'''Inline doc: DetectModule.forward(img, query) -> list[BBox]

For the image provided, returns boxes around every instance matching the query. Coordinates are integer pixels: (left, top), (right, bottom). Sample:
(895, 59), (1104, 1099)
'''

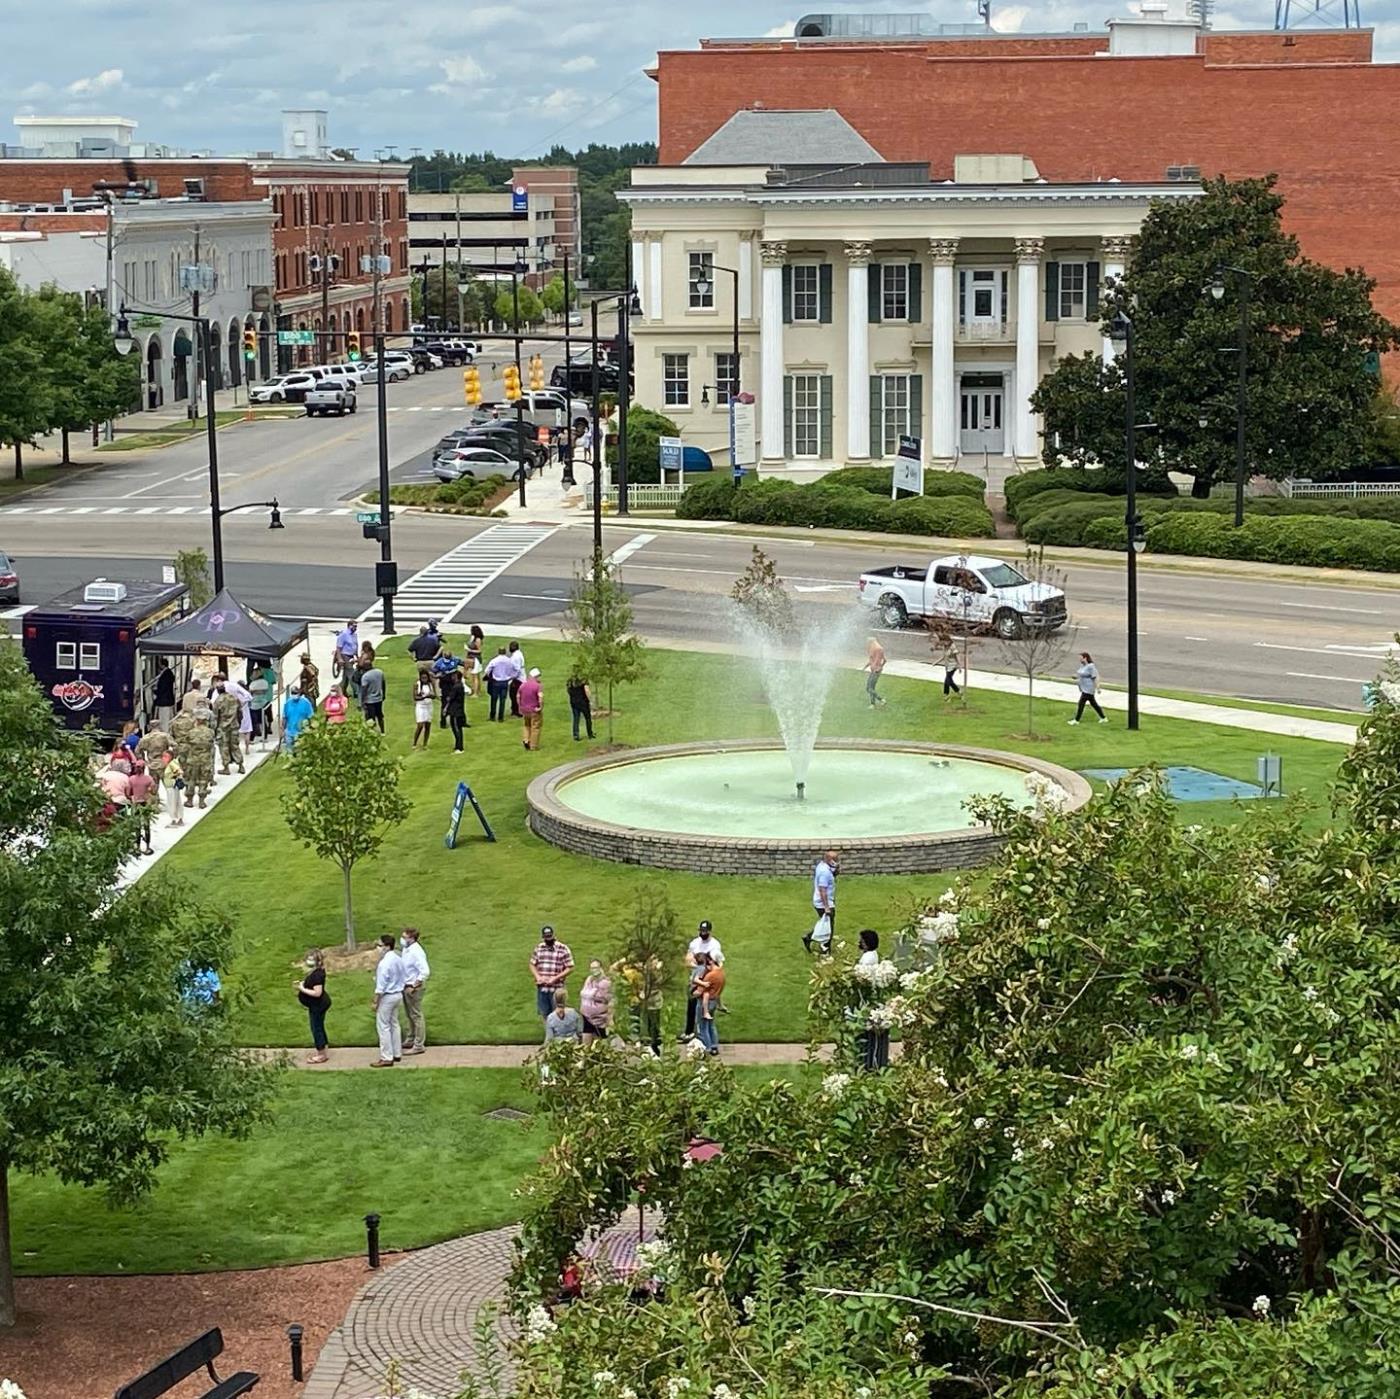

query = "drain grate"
(484, 1106), (530, 1122)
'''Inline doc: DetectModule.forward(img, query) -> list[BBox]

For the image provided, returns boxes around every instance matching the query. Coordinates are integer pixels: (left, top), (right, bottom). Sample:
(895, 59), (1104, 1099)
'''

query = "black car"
(550, 361), (632, 396)
(407, 347), (442, 372)
(419, 340), (474, 366)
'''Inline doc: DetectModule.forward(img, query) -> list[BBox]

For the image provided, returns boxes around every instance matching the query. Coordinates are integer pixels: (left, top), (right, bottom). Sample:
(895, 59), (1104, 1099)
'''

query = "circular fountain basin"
(526, 740), (1092, 877)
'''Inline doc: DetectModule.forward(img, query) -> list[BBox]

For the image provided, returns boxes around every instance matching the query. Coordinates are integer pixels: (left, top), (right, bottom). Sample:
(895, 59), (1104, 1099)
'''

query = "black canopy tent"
(136, 589), (307, 661)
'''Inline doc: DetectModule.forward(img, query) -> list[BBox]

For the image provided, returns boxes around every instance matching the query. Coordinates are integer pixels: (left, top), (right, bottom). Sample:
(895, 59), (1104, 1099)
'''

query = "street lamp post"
(1110, 311), (1142, 731)
(1208, 266), (1253, 528)
(692, 264), (741, 397)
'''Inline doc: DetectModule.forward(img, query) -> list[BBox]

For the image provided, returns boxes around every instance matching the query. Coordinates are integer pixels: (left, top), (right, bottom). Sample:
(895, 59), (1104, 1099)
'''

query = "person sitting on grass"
(543, 988), (584, 1043)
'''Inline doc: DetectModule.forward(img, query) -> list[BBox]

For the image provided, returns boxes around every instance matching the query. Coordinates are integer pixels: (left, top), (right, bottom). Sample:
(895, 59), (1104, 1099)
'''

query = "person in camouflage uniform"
(168, 705), (198, 759)
(136, 726), (173, 766)
(211, 678), (245, 775)
(182, 708), (216, 808)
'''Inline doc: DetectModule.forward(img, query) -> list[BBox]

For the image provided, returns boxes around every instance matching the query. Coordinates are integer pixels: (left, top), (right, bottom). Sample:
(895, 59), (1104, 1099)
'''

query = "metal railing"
(582, 481), (688, 511)
(954, 320), (1015, 344)
(1281, 478), (1400, 499)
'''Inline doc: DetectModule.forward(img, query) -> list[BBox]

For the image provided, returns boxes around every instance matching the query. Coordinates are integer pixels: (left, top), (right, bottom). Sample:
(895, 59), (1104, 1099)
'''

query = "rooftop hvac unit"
(83, 581), (128, 604)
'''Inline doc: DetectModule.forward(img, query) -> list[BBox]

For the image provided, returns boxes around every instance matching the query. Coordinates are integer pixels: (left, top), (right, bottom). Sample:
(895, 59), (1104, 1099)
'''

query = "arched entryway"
(228, 317), (243, 388)
(209, 322), (223, 391)
(296, 320), (310, 366)
(172, 330), (192, 402)
(145, 336), (164, 410)
(385, 300), (394, 334)
(401, 296), (410, 335)
(260, 314), (273, 378)
(355, 306), (365, 334)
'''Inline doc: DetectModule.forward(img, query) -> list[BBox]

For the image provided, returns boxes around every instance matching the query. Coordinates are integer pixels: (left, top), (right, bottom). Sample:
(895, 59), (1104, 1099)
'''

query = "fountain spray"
(796, 782), (805, 801)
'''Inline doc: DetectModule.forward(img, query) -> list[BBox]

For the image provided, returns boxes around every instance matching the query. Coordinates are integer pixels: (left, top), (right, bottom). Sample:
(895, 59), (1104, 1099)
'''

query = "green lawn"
(161, 639), (1348, 1049)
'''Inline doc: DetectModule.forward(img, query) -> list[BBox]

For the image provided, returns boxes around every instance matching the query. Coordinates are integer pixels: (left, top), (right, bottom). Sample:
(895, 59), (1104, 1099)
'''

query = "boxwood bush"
(816, 466), (986, 499)
(1005, 466), (1177, 522)
(1145, 512), (1400, 571)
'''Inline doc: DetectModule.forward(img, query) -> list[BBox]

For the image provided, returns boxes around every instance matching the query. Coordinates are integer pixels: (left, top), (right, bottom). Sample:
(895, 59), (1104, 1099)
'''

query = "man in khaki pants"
(399, 927), (431, 1055)
(518, 667), (543, 751)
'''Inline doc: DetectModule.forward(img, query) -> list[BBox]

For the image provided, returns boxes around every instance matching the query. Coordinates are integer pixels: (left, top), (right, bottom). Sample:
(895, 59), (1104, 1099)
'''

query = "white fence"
(1280, 478), (1400, 499)
(582, 482), (688, 511)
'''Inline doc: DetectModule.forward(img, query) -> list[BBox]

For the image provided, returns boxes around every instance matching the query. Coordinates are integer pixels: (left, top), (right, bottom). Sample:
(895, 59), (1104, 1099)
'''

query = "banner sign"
(892, 434), (924, 497)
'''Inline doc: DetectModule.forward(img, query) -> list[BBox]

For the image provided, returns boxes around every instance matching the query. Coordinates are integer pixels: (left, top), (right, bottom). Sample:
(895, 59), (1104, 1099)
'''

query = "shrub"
(816, 466), (986, 499)
(675, 473), (737, 520)
(383, 474), (509, 512)
(881, 494), (997, 536)
(622, 406), (681, 486)
(1005, 466), (1177, 522)
(1014, 488), (1122, 527)
(1021, 497), (1133, 547)
(1145, 512), (1400, 572)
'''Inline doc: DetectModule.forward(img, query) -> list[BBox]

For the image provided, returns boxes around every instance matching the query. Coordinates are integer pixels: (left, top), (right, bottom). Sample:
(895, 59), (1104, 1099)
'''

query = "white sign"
(730, 397), (758, 466)
(892, 434), (923, 496)
(162, 565), (177, 584)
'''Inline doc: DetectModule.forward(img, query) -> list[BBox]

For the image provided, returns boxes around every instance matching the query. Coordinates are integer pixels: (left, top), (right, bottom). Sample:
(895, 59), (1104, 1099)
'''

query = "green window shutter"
(868, 264), (881, 323)
(870, 375), (883, 459)
(907, 262), (922, 323)
(782, 265), (793, 325)
(819, 375), (833, 459)
(1044, 261), (1060, 322)
(958, 271), (966, 325)
(1086, 260), (1101, 318)
(910, 374), (924, 445)
(818, 263), (833, 323)
(783, 375), (794, 457)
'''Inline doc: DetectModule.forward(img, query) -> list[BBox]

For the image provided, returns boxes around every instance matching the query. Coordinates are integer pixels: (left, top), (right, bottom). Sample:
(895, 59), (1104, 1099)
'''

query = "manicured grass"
(9, 1070), (548, 1275)
(160, 639), (1346, 1049)
(1142, 684), (1365, 724)
(0, 465), (63, 498)
(97, 410), (299, 452)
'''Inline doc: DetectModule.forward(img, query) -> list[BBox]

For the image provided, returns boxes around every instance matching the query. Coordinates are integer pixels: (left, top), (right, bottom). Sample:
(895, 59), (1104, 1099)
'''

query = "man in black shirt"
(407, 623), (442, 665)
(152, 660), (177, 730)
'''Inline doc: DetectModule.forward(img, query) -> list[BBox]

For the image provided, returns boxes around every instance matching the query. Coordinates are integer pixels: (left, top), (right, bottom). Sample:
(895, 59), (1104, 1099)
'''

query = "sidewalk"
(261, 1042), (821, 1069)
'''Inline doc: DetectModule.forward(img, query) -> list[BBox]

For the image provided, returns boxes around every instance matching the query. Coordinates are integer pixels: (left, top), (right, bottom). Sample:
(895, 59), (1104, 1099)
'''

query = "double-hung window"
(877, 376), (913, 458)
(791, 264), (820, 321)
(791, 374), (822, 458)
(881, 264), (908, 322)
(663, 353), (690, 408)
(1058, 262), (1087, 320)
(687, 252), (714, 309)
(715, 352), (739, 404)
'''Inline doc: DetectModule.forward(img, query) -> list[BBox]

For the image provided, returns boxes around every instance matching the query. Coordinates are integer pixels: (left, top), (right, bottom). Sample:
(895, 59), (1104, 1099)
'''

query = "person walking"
(579, 959), (613, 1044)
(507, 640), (526, 717)
(160, 751), (185, 828)
(399, 927), (431, 1055)
(126, 757), (157, 856)
(680, 920), (724, 1043)
(323, 683), (349, 724)
(224, 674), (254, 755)
(442, 670), (467, 752)
(939, 641), (962, 699)
(530, 925), (574, 1019)
(371, 933), (406, 1067)
(1069, 651), (1108, 725)
(484, 647), (514, 723)
(333, 619), (359, 681)
(153, 659), (177, 731)
(863, 636), (887, 708)
(543, 989), (584, 1043)
(855, 929), (890, 1071)
(567, 671), (594, 741)
(212, 678), (245, 775)
(298, 652), (321, 706)
(297, 948), (331, 1064)
(248, 659), (276, 739)
(412, 668), (435, 748)
(360, 657), (387, 733)
(693, 953), (726, 1057)
(805, 849), (839, 953)
(282, 686), (314, 752)
(519, 667), (543, 751)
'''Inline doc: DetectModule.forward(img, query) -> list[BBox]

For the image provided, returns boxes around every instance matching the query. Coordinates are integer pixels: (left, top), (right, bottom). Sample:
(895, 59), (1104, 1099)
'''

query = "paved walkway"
(265, 1042), (820, 1070)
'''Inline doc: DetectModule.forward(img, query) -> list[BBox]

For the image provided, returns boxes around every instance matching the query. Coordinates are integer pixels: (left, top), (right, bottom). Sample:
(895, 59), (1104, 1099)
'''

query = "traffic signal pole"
(375, 330), (395, 634)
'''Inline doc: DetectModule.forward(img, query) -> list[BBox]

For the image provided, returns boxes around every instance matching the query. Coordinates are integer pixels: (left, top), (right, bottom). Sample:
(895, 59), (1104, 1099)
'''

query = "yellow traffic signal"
(242, 326), (257, 359)
(346, 330), (361, 362)
(463, 366), (482, 405)
(528, 353), (545, 390)
(503, 363), (521, 400)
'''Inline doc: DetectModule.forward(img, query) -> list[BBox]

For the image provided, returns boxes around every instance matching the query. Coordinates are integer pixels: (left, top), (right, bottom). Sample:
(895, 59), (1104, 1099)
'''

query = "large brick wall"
(655, 34), (1400, 321)
(0, 160), (256, 204)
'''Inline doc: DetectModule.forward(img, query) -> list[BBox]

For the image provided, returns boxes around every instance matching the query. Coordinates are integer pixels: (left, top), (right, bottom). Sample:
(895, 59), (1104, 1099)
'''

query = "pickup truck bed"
(863, 565), (928, 584)
(305, 385), (357, 417)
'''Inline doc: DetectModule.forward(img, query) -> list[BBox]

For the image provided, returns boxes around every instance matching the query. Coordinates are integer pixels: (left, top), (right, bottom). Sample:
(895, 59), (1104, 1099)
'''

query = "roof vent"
(84, 580), (127, 604)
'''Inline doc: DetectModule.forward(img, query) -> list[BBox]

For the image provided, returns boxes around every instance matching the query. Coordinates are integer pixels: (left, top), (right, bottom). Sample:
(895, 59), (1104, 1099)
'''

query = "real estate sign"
(892, 434), (923, 497)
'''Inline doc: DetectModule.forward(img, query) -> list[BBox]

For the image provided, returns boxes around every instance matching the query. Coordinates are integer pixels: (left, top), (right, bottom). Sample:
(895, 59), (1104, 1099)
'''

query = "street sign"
(355, 511), (382, 524)
(730, 396), (757, 466)
(536, 425), (551, 445)
(132, 314), (162, 330)
(892, 434), (924, 497)
(278, 329), (316, 346)
(658, 435), (683, 473)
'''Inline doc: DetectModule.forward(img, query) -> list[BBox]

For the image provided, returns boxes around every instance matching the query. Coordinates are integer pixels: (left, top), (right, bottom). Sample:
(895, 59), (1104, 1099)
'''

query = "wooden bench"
(113, 1328), (259, 1399)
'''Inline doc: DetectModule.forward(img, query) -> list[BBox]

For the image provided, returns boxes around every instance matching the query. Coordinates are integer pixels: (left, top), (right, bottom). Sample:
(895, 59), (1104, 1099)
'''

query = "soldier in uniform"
(211, 678), (245, 775)
(136, 726), (173, 766)
(182, 708), (216, 809)
(168, 705), (197, 758)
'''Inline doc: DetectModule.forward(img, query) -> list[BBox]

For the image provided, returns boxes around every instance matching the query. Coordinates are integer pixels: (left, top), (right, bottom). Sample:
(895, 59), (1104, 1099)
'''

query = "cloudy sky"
(7, 0), (1393, 158)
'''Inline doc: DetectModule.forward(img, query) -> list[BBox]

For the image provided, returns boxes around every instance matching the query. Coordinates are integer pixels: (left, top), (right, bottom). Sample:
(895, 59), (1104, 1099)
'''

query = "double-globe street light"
(692, 264), (741, 403)
(1108, 311), (1147, 732)
(114, 307), (283, 592)
(586, 283), (643, 564)
(1207, 265), (1254, 528)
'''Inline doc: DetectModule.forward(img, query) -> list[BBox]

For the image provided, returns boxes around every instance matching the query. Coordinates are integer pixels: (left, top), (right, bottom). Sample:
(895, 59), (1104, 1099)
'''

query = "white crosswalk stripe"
(358, 522), (558, 627)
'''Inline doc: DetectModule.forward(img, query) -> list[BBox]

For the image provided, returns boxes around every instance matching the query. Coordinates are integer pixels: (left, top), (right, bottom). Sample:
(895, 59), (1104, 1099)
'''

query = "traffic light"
(503, 363), (522, 400)
(346, 330), (361, 362)
(529, 353), (545, 390)
(242, 326), (257, 360)
(463, 366), (482, 405)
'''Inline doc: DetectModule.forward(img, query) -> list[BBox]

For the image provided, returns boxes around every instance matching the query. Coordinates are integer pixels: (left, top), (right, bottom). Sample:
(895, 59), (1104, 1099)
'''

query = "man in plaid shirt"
(530, 925), (575, 1019)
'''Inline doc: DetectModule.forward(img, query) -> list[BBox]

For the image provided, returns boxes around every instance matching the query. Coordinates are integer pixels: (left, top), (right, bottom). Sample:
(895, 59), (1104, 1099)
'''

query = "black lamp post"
(692, 263), (741, 398)
(1208, 265), (1253, 528)
(1109, 311), (1143, 732)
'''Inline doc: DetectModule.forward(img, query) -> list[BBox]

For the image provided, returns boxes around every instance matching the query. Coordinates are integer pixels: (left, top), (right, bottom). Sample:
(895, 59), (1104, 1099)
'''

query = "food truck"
(22, 578), (189, 736)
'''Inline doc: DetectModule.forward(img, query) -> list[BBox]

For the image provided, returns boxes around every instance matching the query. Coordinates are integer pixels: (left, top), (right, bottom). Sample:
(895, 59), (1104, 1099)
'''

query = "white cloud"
(18, 81), (52, 100)
(991, 6), (1029, 31)
(764, 19), (796, 36)
(438, 54), (487, 85)
(560, 54), (597, 72)
(66, 66), (123, 96)
(531, 86), (586, 115)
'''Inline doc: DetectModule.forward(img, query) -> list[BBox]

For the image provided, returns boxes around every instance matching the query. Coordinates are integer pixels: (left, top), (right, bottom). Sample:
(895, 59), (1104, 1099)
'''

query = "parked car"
(433, 447), (520, 483)
(304, 382), (357, 417)
(454, 422), (549, 470)
(858, 553), (1067, 637)
(362, 357), (412, 383)
(249, 373), (317, 404)
(550, 361), (627, 395)
(508, 390), (591, 425)
(0, 549), (19, 604)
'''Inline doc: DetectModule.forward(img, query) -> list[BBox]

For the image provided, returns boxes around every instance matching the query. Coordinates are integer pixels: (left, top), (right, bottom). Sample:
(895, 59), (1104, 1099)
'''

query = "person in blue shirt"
(180, 961), (222, 1010)
(282, 685), (315, 751)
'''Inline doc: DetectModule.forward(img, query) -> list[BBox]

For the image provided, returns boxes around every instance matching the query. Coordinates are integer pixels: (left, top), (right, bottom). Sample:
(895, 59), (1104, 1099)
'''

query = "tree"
(564, 554), (646, 744)
(731, 544), (795, 637)
(608, 884), (682, 1048)
(0, 645), (275, 1327)
(1032, 176), (1399, 495)
(493, 285), (544, 330)
(0, 267), (51, 481)
(540, 273), (578, 317)
(993, 548), (1075, 737)
(281, 719), (411, 949)
(509, 685), (1400, 1395)
(174, 547), (212, 609)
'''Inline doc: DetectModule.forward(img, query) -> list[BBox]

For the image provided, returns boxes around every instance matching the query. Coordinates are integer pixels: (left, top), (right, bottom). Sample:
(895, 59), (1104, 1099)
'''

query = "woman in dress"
(466, 625), (485, 696)
(297, 948), (331, 1064)
(412, 666), (435, 748)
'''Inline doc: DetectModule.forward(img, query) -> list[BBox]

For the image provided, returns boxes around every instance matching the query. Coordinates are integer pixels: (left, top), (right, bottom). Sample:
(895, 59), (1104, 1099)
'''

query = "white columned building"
(1100, 235), (1132, 363)
(928, 237), (959, 464)
(844, 240), (872, 462)
(759, 239), (786, 465)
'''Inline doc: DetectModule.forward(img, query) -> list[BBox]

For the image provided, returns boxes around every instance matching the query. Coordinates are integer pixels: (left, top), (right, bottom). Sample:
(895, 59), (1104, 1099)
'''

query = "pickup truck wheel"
(349, 402), (357, 414)
(994, 608), (1024, 640)
(878, 595), (908, 629)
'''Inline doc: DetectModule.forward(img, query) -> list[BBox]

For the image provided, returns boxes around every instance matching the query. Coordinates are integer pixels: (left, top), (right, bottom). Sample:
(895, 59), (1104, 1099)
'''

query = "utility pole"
(189, 226), (202, 421)
(455, 193), (463, 331)
(319, 222), (333, 360)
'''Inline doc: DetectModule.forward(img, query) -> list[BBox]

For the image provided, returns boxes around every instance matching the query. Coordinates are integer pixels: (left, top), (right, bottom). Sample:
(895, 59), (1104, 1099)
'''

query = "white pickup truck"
(304, 382), (357, 418)
(858, 553), (1067, 638)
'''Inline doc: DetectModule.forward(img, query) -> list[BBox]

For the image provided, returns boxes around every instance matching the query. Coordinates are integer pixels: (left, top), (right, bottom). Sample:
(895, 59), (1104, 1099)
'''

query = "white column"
(929, 238), (959, 464)
(647, 241), (663, 322)
(759, 239), (787, 465)
(738, 236), (754, 322)
(1100, 236), (1131, 363)
(844, 240), (872, 462)
(630, 239), (644, 314)
(1014, 237), (1044, 461)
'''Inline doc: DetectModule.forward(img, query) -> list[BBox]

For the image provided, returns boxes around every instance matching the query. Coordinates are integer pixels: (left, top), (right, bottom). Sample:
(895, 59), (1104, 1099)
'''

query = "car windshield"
(979, 563), (1030, 589)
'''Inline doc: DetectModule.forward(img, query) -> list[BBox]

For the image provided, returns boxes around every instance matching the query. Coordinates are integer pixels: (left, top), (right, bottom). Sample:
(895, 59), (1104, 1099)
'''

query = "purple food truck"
(23, 578), (190, 737)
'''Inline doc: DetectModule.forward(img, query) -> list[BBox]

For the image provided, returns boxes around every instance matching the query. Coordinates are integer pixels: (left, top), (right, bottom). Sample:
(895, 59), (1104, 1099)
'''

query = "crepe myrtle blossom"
(852, 957), (900, 988)
(635, 1240), (672, 1278)
(822, 1071), (852, 1099)
(1253, 1295), (1272, 1318)
(664, 1380), (692, 1399)
(918, 910), (960, 945)
(524, 1304), (557, 1342)
(0, 1383), (27, 1399)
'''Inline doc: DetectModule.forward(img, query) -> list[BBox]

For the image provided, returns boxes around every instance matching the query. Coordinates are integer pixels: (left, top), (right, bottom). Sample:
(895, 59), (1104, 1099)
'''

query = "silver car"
(433, 447), (519, 483)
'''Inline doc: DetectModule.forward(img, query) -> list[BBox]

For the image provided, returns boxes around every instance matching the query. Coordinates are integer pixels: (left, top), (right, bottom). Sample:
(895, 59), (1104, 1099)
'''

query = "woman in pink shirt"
(126, 759), (157, 856)
(323, 684), (349, 725)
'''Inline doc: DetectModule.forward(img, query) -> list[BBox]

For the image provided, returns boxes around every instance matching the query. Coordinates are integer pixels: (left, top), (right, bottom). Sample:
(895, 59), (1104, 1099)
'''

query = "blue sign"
(511, 184), (528, 214)
(658, 435), (683, 472)
(445, 780), (497, 849)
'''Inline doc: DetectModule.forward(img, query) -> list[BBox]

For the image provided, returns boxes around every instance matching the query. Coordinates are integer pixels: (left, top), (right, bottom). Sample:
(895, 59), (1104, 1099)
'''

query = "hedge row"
(815, 466), (986, 499)
(1142, 513), (1400, 572)
(1004, 465), (1176, 521)
(381, 474), (512, 513)
(677, 476), (996, 537)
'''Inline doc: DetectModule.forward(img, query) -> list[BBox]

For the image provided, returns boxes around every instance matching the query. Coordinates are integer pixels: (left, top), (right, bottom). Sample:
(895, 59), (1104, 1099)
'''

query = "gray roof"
(684, 109), (883, 166)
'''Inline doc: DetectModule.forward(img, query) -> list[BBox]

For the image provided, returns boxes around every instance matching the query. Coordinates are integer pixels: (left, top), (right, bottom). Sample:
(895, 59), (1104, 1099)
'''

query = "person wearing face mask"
(399, 926), (431, 1055)
(679, 919), (724, 1043)
(297, 948), (331, 1064)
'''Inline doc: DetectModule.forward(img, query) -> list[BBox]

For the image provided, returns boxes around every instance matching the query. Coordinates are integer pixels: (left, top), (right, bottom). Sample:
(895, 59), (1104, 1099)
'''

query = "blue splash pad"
(1081, 766), (1267, 802)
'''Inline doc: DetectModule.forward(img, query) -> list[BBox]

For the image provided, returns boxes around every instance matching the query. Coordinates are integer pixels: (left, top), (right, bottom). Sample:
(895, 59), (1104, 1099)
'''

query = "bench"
(113, 1328), (259, 1399)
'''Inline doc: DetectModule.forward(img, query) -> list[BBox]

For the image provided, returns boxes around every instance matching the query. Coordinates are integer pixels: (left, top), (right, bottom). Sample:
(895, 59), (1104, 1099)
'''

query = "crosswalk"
(0, 504), (365, 519)
(358, 522), (558, 628)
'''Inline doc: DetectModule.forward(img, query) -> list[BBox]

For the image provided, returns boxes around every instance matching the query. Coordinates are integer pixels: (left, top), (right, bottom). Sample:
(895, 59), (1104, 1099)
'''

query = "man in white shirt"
(371, 933), (407, 1066)
(805, 850), (839, 954)
(680, 920), (724, 1042)
(399, 927), (431, 1055)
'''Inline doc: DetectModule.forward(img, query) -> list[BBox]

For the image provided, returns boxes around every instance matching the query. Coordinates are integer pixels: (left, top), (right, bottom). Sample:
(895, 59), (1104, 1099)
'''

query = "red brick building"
(651, 24), (1400, 324)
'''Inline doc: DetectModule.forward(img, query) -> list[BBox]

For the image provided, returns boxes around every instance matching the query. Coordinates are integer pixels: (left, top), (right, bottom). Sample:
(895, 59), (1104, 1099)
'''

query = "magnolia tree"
(504, 672), (1400, 1397)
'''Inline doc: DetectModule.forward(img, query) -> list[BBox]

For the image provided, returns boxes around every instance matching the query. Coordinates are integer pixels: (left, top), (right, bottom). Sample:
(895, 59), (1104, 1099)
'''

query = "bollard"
(365, 1211), (381, 1269)
(287, 1323), (304, 1382)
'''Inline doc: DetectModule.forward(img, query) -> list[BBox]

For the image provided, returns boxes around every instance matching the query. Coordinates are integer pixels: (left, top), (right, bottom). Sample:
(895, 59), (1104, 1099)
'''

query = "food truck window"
(79, 642), (101, 669)
(56, 642), (77, 669)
